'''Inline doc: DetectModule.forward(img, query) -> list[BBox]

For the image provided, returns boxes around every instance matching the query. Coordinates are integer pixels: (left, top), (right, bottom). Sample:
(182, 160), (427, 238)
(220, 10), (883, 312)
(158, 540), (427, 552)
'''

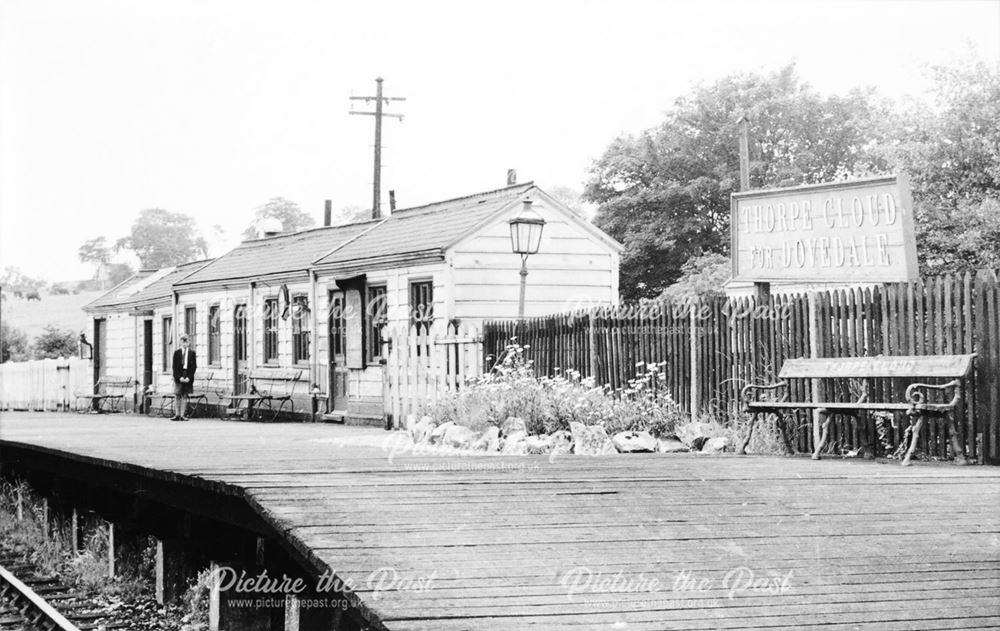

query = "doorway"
(142, 319), (153, 412)
(328, 290), (348, 411)
(233, 304), (248, 394)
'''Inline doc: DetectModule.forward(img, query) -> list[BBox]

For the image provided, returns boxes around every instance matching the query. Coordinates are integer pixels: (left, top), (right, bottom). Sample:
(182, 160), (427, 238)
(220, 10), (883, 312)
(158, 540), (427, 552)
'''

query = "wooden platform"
(1, 412), (998, 630)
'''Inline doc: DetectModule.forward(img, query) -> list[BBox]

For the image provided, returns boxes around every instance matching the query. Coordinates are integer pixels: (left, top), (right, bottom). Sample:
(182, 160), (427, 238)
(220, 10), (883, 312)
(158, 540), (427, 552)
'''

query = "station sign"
(730, 175), (918, 282)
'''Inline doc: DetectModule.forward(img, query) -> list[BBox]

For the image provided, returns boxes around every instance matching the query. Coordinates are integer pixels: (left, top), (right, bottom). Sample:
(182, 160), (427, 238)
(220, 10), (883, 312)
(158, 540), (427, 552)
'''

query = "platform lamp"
(508, 199), (546, 321)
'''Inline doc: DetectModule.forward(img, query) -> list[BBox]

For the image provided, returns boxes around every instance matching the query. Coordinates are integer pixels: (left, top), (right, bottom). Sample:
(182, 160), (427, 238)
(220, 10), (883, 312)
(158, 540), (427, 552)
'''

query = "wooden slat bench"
(742, 354), (976, 466)
(147, 372), (216, 418)
(223, 369), (303, 422)
(74, 376), (133, 413)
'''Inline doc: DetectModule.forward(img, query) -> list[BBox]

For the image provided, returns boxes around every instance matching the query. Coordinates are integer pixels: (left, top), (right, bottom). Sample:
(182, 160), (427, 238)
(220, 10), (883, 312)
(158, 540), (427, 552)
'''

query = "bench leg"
(947, 415), (969, 466)
(812, 410), (833, 460)
(902, 413), (925, 467)
(739, 412), (757, 455)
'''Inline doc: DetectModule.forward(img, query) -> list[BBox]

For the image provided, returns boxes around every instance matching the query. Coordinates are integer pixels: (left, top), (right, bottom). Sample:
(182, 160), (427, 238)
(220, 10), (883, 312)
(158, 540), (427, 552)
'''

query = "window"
(291, 295), (311, 364)
(162, 316), (173, 371)
(330, 292), (345, 358)
(367, 285), (387, 362)
(410, 280), (434, 332)
(208, 306), (221, 365)
(234, 304), (248, 362)
(184, 306), (197, 342)
(263, 297), (279, 363)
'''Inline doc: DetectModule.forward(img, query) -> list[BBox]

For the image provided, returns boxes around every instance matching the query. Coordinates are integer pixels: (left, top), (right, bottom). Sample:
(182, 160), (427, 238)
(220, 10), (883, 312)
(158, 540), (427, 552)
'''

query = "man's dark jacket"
(172, 347), (197, 383)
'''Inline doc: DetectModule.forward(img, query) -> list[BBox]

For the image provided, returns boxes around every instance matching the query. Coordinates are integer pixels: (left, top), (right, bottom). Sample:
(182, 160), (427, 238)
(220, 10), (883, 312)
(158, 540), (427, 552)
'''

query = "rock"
(428, 421), (457, 445)
(657, 438), (690, 453)
(473, 426), (501, 452)
(677, 422), (715, 448)
(550, 430), (573, 456)
(525, 434), (554, 454)
(701, 436), (730, 454)
(410, 417), (436, 444)
(612, 430), (657, 453)
(443, 424), (479, 450)
(689, 436), (710, 452)
(570, 422), (616, 456)
(500, 416), (528, 437)
(500, 430), (528, 455)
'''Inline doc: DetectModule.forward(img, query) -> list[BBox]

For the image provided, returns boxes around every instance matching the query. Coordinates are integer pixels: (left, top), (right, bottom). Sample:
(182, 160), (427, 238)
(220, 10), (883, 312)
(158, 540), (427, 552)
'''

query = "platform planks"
(1, 413), (998, 630)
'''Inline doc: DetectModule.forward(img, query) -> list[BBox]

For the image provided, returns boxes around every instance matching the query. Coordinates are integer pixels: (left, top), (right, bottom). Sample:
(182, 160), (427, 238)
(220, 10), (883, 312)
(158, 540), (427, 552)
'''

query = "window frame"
(366, 284), (388, 362)
(263, 297), (279, 364)
(409, 279), (434, 331)
(208, 305), (221, 366)
(162, 316), (173, 372)
(291, 294), (311, 365)
(184, 305), (197, 343)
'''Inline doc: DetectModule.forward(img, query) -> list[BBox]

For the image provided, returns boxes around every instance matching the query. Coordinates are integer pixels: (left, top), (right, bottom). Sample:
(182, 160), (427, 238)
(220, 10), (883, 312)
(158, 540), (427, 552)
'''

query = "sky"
(1, 0), (998, 282)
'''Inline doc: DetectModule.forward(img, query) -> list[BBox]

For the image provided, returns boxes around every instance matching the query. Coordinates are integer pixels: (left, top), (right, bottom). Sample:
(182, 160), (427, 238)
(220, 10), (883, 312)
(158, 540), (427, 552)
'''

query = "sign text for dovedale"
(731, 175), (919, 282)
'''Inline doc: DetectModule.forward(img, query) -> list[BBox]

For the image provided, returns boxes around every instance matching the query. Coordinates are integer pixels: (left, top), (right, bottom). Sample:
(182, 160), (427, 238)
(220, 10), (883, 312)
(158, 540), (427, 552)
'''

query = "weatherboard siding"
(450, 199), (619, 322)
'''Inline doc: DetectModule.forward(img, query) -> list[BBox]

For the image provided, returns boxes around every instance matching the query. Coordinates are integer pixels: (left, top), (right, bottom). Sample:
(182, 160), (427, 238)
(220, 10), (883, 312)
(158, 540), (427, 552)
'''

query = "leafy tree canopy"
(116, 209), (208, 269)
(1, 323), (30, 363)
(32, 325), (78, 359)
(78, 237), (111, 265)
(874, 57), (1000, 274)
(585, 64), (891, 300)
(242, 197), (315, 239)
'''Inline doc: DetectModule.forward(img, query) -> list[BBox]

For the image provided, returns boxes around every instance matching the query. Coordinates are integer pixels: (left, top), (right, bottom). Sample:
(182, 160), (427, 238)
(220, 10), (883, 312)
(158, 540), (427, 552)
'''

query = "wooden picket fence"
(483, 269), (1000, 464)
(0, 357), (94, 412)
(383, 322), (484, 427)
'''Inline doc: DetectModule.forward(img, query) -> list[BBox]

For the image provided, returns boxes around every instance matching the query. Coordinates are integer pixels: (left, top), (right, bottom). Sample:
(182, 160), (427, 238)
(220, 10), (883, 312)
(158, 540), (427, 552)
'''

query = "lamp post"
(508, 199), (546, 321)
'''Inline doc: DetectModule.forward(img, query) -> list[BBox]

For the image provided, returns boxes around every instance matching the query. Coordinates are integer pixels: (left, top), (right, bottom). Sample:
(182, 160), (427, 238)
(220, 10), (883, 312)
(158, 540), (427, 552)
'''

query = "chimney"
(255, 217), (283, 239)
(507, 169), (517, 186)
(324, 200), (332, 227)
(389, 190), (397, 213)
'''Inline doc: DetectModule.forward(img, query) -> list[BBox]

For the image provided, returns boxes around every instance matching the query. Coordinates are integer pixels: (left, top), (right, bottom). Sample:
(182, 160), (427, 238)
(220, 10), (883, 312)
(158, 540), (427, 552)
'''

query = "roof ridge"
(389, 181), (534, 215)
(240, 218), (384, 244)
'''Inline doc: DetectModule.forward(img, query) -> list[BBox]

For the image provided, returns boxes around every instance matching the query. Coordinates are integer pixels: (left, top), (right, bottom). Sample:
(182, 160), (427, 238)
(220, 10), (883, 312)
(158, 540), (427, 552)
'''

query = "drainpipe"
(248, 282), (256, 370)
(309, 271), (320, 407)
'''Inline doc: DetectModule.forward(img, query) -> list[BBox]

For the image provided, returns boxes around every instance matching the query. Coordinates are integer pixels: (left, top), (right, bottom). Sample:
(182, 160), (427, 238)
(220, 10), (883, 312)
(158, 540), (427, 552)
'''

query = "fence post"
(588, 310), (598, 380)
(690, 301), (700, 421)
(808, 292), (823, 447)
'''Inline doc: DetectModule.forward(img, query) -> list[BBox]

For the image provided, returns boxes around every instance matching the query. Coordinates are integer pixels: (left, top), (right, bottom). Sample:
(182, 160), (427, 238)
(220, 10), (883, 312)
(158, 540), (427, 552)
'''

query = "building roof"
(312, 182), (536, 270)
(83, 270), (159, 311)
(83, 261), (215, 313)
(175, 222), (378, 287)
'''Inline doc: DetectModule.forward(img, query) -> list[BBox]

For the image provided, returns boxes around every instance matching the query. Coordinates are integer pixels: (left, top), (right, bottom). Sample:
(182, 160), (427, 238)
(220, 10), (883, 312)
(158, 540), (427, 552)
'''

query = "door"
(233, 304), (248, 394)
(142, 320), (153, 412)
(328, 290), (348, 411)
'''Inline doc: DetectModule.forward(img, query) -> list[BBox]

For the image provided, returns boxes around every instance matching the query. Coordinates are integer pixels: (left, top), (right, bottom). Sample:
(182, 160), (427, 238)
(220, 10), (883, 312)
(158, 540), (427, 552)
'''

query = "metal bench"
(223, 368), (303, 422)
(147, 372), (216, 418)
(74, 376), (133, 413)
(742, 354), (976, 466)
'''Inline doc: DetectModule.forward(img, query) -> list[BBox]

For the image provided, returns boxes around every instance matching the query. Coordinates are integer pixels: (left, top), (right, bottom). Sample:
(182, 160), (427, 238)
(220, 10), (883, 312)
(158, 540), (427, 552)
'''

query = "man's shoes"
(180, 417), (190, 421)
(169, 415), (184, 421)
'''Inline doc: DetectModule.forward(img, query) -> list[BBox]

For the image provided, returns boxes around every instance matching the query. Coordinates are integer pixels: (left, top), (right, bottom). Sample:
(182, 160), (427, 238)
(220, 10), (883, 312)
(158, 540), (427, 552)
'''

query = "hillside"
(2, 290), (103, 341)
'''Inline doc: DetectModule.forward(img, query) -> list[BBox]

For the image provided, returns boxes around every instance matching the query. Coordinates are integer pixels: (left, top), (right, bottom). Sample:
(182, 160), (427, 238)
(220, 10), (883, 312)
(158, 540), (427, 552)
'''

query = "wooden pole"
(690, 302), (700, 421)
(808, 292), (823, 449)
(209, 561), (221, 631)
(738, 115), (750, 191)
(107, 522), (115, 578)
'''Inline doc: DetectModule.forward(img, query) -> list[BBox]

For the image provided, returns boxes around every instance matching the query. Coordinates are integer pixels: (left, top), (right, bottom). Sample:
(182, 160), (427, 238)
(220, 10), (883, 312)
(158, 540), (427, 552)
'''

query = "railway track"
(0, 551), (127, 631)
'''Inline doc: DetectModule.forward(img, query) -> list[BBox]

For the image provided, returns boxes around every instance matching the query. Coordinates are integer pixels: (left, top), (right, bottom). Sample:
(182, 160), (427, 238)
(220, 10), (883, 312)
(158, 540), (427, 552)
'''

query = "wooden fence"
(484, 269), (1000, 464)
(0, 358), (94, 412)
(383, 322), (484, 427)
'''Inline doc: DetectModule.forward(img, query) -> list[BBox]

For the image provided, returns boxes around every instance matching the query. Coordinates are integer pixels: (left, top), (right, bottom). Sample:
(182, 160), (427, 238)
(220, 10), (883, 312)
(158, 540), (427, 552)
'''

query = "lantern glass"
(508, 201), (546, 255)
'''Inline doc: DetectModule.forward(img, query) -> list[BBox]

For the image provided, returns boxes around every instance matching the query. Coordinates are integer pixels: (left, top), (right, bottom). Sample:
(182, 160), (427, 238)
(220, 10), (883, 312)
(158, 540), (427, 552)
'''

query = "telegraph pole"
(350, 77), (405, 219)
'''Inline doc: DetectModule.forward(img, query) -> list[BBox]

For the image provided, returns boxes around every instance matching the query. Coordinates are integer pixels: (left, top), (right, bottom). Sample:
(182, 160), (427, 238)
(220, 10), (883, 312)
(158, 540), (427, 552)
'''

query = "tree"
(32, 325), (78, 359)
(585, 65), (891, 300)
(78, 237), (111, 266)
(1, 322), (30, 363)
(656, 253), (731, 301)
(242, 197), (315, 239)
(874, 57), (1000, 274)
(116, 209), (208, 269)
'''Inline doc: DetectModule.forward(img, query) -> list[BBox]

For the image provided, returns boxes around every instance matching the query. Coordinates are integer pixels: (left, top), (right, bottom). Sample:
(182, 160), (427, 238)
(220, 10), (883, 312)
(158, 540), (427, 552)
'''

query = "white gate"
(0, 358), (93, 411)
(383, 322), (483, 428)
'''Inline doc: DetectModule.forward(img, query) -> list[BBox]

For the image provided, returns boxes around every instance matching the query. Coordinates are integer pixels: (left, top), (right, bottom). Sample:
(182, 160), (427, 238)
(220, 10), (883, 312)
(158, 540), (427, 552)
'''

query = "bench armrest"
(741, 381), (788, 404)
(905, 379), (963, 408)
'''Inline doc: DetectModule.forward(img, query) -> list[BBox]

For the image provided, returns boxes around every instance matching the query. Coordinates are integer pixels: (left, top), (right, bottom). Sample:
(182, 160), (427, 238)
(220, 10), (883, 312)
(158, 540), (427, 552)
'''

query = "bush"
(426, 341), (687, 438)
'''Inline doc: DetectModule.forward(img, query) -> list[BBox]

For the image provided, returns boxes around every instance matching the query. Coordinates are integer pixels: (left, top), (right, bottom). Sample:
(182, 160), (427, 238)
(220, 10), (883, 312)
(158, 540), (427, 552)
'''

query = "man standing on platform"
(171, 333), (197, 421)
